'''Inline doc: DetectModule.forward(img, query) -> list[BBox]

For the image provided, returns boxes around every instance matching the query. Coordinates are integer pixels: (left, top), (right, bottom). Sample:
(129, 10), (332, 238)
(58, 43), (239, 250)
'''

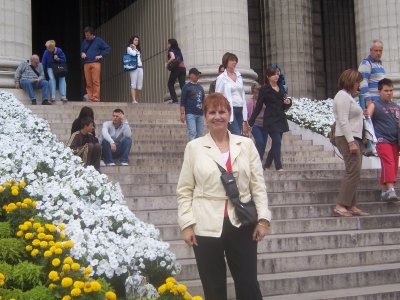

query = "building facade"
(1, 0), (400, 101)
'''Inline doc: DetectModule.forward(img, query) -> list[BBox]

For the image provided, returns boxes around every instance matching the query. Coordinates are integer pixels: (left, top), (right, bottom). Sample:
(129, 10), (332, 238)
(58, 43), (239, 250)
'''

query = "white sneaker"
(100, 160), (106, 167)
(106, 163), (116, 166)
(120, 162), (129, 166)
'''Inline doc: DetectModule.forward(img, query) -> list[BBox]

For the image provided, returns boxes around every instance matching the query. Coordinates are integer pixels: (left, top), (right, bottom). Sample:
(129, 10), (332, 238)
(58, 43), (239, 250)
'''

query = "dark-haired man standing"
(101, 109), (132, 166)
(81, 26), (110, 102)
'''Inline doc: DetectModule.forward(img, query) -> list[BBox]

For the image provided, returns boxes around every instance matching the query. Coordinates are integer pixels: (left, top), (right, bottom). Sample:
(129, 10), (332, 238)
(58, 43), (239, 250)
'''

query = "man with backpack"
(14, 54), (50, 105)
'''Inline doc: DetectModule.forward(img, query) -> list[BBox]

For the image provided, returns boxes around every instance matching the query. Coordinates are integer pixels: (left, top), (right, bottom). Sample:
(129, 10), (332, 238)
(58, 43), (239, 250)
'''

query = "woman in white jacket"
(127, 35), (143, 103)
(216, 52), (249, 136)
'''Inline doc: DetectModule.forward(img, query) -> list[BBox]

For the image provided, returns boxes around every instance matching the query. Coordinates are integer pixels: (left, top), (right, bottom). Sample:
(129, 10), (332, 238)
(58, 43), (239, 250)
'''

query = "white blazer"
(176, 132), (272, 237)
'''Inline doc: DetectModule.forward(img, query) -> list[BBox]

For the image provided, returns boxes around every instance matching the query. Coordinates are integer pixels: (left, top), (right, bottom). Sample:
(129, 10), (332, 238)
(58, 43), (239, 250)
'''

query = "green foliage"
(142, 259), (173, 288)
(0, 238), (26, 264)
(0, 262), (13, 288)
(23, 285), (55, 300)
(11, 261), (45, 291)
(0, 222), (12, 238)
(0, 288), (25, 300)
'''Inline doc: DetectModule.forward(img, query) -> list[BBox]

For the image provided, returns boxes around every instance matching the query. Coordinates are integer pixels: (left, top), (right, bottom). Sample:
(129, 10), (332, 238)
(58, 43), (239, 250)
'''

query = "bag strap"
(215, 161), (227, 174)
(29, 65), (40, 77)
(84, 37), (96, 53)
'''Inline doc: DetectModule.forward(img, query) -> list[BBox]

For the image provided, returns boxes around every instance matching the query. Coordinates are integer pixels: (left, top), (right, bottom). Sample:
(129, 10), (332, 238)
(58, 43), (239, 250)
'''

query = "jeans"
(47, 67), (67, 100)
(264, 131), (283, 170)
(186, 114), (204, 141)
(20, 79), (49, 101)
(168, 67), (186, 102)
(251, 125), (267, 160)
(101, 137), (132, 164)
(228, 107), (243, 135)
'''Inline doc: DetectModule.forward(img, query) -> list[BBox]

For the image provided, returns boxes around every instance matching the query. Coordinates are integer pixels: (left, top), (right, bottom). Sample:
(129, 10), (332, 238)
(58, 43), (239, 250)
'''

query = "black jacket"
(248, 84), (292, 133)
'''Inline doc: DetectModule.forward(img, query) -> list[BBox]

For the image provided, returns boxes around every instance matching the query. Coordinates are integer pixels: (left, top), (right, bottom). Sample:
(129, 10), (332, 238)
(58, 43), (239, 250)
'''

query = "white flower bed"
(0, 91), (178, 281)
(287, 97), (334, 136)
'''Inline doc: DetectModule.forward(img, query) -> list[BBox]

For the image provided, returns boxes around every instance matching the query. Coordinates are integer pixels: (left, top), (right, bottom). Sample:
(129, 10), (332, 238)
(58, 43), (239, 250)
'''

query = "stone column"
(264, 0), (315, 98)
(354, 0), (400, 98)
(0, 0), (32, 88)
(173, 0), (258, 94)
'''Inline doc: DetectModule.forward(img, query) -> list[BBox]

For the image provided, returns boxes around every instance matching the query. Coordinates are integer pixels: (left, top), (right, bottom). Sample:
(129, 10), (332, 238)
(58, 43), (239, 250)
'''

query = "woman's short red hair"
(203, 93), (231, 116)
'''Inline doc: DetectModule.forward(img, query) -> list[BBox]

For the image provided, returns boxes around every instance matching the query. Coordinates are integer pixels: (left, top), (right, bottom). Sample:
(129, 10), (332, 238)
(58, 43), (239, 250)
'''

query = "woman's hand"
(182, 226), (198, 247)
(348, 141), (360, 154)
(283, 98), (291, 105)
(252, 220), (270, 242)
(242, 122), (250, 137)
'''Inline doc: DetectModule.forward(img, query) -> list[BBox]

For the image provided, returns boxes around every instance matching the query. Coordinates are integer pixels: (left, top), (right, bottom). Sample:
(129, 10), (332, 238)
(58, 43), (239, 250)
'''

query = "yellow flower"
(61, 277), (73, 287)
(45, 234), (54, 241)
(11, 189), (19, 196)
(184, 293), (192, 300)
(40, 241), (48, 248)
(15, 202), (21, 207)
(63, 240), (74, 249)
(166, 282), (174, 290)
(44, 250), (53, 258)
(48, 271), (59, 281)
(23, 198), (32, 205)
(32, 239), (40, 246)
(158, 284), (167, 294)
(33, 222), (41, 229)
(64, 257), (73, 264)
(62, 296), (72, 300)
(19, 224), (28, 231)
(49, 283), (57, 289)
(105, 291), (117, 300)
(37, 232), (46, 240)
(0, 280), (4, 287)
(25, 232), (34, 239)
(83, 282), (92, 293)
(31, 201), (37, 208)
(62, 264), (71, 272)
(19, 181), (26, 188)
(70, 288), (81, 297)
(55, 241), (63, 248)
(31, 249), (39, 257)
(91, 281), (101, 292)
(16, 230), (23, 237)
(59, 232), (66, 239)
(177, 284), (187, 294)
(25, 245), (33, 252)
(45, 224), (57, 232)
(24, 221), (32, 228)
(55, 248), (63, 255)
(21, 203), (28, 209)
(49, 241), (55, 246)
(192, 297), (203, 300)
(166, 277), (176, 283)
(37, 227), (45, 233)
(3, 182), (11, 187)
(58, 223), (66, 230)
(0, 273), (5, 280)
(0, 186), (4, 192)
(52, 258), (61, 267)
(84, 267), (92, 275)
(71, 262), (80, 271)
(74, 281), (84, 289)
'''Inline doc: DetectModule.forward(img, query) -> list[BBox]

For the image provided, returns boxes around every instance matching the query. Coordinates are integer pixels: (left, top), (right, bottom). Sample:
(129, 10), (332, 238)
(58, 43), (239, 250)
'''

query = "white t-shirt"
(230, 80), (244, 107)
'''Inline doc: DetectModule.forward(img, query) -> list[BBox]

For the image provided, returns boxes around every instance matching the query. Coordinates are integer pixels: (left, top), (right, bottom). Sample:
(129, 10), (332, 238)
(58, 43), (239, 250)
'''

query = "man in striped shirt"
(358, 39), (385, 109)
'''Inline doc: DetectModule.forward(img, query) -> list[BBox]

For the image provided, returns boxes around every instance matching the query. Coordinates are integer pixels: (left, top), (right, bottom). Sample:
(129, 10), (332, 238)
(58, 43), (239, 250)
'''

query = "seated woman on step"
(333, 69), (369, 217)
(177, 93), (271, 300)
(67, 117), (102, 171)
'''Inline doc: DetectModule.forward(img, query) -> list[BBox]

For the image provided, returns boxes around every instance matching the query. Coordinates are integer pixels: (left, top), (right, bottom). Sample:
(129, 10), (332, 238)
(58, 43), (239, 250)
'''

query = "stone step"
(177, 244), (400, 280)
(158, 214), (400, 240)
(181, 263), (400, 298)
(168, 228), (400, 259)
(120, 178), (379, 196)
(263, 283), (400, 300)
(107, 169), (379, 184)
(124, 190), (383, 212)
(134, 202), (399, 225)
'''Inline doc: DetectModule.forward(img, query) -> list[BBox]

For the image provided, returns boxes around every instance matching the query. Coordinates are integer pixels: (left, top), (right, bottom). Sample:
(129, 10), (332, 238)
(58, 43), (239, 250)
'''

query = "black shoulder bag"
(215, 162), (258, 226)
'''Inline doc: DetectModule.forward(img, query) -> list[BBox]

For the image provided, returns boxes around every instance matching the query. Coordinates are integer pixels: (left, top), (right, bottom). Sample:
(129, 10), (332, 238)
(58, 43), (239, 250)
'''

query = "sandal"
(349, 208), (369, 216)
(333, 208), (353, 217)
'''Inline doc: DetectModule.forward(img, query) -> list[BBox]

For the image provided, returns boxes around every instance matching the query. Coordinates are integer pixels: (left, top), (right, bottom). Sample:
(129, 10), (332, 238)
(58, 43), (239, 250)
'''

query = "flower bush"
(157, 277), (202, 300)
(0, 91), (179, 295)
(286, 97), (334, 136)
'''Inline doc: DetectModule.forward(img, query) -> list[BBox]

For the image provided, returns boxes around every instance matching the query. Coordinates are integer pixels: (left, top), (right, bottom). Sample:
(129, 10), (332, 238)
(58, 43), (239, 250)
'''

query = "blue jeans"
(20, 79), (49, 101)
(251, 125), (267, 160)
(228, 107), (243, 135)
(47, 68), (67, 100)
(186, 114), (204, 141)
(264, 132), (283, 170)
(102, 137), (132, 164)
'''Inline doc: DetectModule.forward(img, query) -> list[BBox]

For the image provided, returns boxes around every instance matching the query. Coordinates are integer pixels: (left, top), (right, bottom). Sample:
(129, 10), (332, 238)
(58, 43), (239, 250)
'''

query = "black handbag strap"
(215, 161), (227, 174)
(83, 37), (96, 54)
(29, 65), (40, 77)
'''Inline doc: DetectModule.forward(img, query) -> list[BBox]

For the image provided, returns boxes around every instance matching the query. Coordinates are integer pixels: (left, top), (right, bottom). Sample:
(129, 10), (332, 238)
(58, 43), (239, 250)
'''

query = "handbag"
(215, 162), (258, 226)
(166, 58), (181, 71)
(51, 63), (68, 77)
(122, 54), (138, 72)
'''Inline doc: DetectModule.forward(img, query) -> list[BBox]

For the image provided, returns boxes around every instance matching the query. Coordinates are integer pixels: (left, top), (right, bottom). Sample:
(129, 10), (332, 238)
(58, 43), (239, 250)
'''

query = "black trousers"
(193, 218), (262, 300)
(168, 67), (186, 102)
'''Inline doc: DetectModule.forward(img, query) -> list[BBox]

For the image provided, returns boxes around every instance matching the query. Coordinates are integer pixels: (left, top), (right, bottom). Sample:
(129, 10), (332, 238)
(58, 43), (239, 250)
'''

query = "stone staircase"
(22, 99), (400, 299)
